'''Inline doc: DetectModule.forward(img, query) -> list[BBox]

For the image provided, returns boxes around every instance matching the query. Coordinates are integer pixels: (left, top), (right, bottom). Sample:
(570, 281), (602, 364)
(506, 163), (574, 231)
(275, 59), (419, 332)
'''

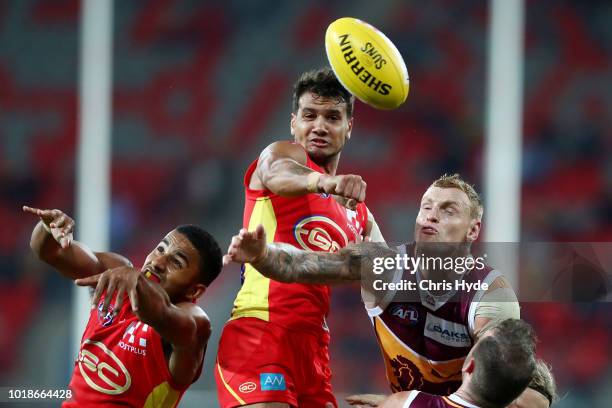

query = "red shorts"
(215, 317), (337, 408)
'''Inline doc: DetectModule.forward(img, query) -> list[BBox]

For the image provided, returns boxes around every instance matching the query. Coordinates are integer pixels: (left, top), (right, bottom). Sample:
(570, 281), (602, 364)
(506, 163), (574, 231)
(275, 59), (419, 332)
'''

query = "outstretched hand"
(223, 225), (267, 266)
(75, 266), (141, 315)
(23, 206), (74, 249)
(346, 394), (387, 407)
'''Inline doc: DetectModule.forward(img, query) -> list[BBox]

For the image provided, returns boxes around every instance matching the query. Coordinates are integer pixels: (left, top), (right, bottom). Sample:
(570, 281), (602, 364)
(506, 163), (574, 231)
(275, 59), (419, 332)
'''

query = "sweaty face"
(291, 91), (352, 163)
(141, 230), (201, 303)
(507, 388), (550, 408)
(415, 186), (480, 244)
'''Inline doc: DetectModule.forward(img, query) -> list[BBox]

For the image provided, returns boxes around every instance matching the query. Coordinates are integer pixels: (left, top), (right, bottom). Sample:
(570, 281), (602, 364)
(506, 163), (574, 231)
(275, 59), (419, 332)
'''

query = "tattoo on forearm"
(252, 242), (395, 284)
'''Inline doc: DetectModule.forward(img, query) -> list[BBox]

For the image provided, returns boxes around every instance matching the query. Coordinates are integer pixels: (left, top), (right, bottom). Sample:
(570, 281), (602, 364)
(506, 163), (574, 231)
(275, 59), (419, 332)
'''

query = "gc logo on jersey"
(78, 339), (131, 395)
(294, 216), (348, 253)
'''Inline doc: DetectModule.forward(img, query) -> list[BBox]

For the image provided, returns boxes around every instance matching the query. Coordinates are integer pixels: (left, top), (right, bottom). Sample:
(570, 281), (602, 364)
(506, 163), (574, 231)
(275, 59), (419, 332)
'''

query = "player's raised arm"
(76, 266), (210, 386)
(23, 206), (130, 280)
(254, 141), (366, 207)
(224, 224), (396, 285)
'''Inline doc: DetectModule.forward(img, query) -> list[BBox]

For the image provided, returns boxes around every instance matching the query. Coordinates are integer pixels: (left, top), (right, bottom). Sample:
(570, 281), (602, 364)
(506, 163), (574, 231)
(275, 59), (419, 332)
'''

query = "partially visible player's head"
(415, 173), (483, 244)
(291, 67), (355, 164)
(508, 359), (558, 408)
(142, 225), (223, 303)
(461, 319), (536, 408)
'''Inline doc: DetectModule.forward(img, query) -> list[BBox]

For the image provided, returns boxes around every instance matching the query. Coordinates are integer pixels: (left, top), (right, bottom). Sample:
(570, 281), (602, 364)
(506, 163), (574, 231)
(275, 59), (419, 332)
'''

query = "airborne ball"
(325, 17), (409, 110)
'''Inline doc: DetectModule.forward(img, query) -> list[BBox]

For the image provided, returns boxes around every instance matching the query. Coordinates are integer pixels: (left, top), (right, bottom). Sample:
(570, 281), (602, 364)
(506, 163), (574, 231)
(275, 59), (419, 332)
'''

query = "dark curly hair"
(292, 67), (355, 117)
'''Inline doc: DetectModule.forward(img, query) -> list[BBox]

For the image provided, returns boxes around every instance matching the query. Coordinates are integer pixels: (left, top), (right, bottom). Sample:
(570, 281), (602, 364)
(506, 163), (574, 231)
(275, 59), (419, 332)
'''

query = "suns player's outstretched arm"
(224, 225), (396, 286)
(24, 206), (130, 279)
(76, 266), (210, 386)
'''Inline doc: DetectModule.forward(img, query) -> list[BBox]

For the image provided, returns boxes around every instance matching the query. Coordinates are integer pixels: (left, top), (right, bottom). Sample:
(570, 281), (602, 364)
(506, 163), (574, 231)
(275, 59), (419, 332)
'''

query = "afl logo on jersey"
(389, 305), (419, 325)
(97, 299), (116, 327)
(78, 339), (131, 395)
(294, 216), (349, 253)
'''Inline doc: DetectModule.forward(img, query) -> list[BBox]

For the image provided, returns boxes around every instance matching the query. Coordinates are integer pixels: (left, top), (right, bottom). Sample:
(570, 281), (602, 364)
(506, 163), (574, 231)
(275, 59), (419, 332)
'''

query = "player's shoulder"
(259, 141), (308, 164)
(176, 302), (211, 338)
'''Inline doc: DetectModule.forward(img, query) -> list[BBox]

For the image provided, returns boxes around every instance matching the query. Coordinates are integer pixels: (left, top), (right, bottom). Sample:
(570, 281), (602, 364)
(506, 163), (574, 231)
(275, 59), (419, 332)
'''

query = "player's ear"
(345, 117), (353, 141)
(187, 283), (206, 302)
(290, 113), (296, 137)
(467, 218), (481, 242)
(463, 356), (475, 375)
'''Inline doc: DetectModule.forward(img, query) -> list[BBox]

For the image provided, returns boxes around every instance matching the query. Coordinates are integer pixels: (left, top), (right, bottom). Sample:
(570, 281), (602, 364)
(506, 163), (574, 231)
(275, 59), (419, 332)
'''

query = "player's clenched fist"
(22, 206), (74, 248)
(318, 174), (366, 208)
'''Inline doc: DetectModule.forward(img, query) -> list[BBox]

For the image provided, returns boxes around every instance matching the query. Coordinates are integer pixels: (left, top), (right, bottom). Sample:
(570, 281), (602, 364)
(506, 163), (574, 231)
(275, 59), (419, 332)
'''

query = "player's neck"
(453, 386), (485, 408)
(312, 152), (341, 175)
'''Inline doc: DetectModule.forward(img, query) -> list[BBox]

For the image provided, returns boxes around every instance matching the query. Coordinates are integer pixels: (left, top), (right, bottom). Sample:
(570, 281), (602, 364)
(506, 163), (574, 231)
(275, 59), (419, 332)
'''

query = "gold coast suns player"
(224, 174), (520, 398)
(215, 68), (380, 408)
(23, 206), (222, 407)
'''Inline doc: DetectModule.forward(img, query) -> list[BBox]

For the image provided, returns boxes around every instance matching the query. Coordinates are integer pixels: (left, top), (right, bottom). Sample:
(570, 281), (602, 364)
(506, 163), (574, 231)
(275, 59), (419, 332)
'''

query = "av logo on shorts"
(260, 373), (286, 391)
(294, 215), (348, 253)
(239, 381), (257, 393)
(389, 305), (419, 325)
(78, 339), (131, 395)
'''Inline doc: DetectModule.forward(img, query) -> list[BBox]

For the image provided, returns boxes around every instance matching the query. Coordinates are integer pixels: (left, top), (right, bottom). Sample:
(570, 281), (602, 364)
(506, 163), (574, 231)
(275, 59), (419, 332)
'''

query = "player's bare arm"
(24, 206), (130, 280)
(253, 141), (366, 207)
(376, 391), (414, 408)
(345, 393), (387, 407)
(224, 224), (396, 285)
(76, 266), (210, 386)
(472, 276), (520, 339)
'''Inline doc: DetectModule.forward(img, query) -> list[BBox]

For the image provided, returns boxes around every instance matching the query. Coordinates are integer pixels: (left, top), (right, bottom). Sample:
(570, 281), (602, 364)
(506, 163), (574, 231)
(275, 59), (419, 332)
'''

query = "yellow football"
(325, 17), (409, 110)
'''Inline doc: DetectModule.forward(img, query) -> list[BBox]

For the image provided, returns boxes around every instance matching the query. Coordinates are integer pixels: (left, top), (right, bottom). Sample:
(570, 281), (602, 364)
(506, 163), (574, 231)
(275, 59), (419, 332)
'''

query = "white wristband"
(306, 172), (322, 193)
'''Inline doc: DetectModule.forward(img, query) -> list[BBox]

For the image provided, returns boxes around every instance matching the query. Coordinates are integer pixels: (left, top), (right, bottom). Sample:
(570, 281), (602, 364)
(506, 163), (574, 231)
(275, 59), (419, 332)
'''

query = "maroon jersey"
(368, 244), (501, 395)
(63, 291), (194, 407)
(402, 391), (480, 408)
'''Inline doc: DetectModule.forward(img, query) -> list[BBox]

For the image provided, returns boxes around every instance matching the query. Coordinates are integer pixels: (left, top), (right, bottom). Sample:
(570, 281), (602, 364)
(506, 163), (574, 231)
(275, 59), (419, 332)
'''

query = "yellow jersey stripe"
(231, 197), (278, 321)
(143, 381), (180, 408)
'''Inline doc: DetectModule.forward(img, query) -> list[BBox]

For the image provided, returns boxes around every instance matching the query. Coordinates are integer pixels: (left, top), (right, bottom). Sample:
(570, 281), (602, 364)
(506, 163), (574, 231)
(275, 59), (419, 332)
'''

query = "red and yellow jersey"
(63, 291), (195, 408)
(231, 151), (368, 333)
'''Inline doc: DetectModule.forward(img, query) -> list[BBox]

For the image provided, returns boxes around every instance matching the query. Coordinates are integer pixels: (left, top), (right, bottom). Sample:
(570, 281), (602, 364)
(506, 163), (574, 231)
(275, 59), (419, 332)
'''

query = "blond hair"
(432, 173), (483, 220)
(529, 360), (558, 406)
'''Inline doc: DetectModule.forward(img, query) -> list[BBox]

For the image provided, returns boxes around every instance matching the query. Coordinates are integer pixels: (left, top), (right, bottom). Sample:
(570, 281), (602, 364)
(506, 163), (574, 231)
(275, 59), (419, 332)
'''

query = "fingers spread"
(75, 274), (100, 287)
(91, 273), (108, 307)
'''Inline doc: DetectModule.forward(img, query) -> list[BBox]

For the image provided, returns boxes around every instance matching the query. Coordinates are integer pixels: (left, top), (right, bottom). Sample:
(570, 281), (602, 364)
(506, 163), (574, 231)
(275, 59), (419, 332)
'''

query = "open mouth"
(142, 267), (161, 283)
